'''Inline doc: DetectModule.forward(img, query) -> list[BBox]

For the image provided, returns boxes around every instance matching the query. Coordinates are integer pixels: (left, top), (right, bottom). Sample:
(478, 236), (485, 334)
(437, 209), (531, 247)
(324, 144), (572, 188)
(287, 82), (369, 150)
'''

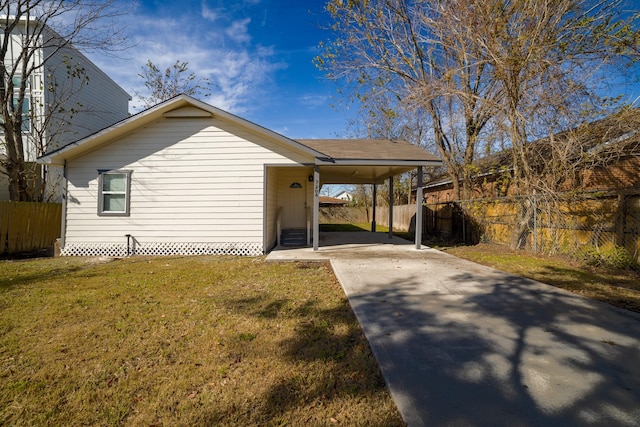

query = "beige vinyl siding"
(65, 115), (311, 246)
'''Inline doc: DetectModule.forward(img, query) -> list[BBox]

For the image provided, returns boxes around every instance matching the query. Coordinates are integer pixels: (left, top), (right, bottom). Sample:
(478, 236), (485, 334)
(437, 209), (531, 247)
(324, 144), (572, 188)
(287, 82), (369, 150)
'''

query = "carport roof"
(297, 139), (440, 162)
(297, 139), (442, 184)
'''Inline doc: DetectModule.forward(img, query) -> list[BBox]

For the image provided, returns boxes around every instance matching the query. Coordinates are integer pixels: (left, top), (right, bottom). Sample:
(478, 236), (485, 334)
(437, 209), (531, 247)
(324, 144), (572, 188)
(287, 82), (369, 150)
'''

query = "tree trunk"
(511, 196), (535, 250)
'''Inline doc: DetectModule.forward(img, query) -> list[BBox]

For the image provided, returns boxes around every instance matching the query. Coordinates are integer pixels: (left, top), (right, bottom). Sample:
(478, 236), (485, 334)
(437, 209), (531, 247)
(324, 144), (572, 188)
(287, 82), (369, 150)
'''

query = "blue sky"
(87, 0), (349, 139)
(85, 0), (640, 141)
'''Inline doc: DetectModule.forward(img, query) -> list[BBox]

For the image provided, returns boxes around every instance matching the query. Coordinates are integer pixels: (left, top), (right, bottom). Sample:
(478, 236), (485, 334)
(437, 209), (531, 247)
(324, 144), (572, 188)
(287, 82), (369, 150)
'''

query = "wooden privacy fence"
(376, 191), (640, 263)
(319, 206), (370, 224)
(0, 202), (61, 255)
(375, 205), (421, 232)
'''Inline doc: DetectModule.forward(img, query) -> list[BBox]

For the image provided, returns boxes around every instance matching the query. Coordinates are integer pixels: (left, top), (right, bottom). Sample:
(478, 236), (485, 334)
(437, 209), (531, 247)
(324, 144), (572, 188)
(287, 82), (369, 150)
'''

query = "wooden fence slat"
(37, 203), (47, 249)
(7, 203), (19, 253)
(0, 202), (9, 252)
(0, 202), (62, 255)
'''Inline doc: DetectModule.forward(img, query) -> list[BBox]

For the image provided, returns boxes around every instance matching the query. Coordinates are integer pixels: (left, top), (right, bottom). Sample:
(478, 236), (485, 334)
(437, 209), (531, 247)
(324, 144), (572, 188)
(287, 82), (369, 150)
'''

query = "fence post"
(462, 204), (466, 243)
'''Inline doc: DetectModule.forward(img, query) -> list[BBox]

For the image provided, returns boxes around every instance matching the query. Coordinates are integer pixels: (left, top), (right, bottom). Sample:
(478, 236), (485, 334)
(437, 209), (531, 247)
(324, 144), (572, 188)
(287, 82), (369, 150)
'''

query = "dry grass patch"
(443, 243), (640, 313)
(0, 256), (403, 426)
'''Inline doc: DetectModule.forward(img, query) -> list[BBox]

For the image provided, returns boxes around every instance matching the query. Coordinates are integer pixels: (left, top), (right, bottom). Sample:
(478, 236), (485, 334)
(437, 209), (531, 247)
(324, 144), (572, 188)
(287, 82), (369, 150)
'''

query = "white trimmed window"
(98, 170), (132, 216)
(12, 76), (30, 132)
(0, 75), (31, 134)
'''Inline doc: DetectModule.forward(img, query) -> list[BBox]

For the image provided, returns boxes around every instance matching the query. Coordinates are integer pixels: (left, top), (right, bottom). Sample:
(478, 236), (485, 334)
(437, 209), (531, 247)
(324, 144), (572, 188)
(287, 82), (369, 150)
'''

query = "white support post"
(388, 176), (394, 240)
(313, 166), (320, 251)
(415, 167), (423, 250)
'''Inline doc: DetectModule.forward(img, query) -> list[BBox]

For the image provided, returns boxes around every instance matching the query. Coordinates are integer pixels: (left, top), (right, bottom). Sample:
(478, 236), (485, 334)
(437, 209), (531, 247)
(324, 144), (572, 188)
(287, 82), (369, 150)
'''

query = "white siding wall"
(43, 37), (131, 151)
(41, 42), (130, 202)
(64, 114), (310, 255)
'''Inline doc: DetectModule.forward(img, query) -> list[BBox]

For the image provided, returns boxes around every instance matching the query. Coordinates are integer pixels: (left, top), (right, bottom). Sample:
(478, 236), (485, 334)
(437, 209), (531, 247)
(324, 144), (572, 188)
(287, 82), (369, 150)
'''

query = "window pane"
(11, 76), (29, 88)
(104, 194), (126, 212)
(103, 174), (126, 192)
(21, 98), (29, 132)
(12, 97), (30, 132)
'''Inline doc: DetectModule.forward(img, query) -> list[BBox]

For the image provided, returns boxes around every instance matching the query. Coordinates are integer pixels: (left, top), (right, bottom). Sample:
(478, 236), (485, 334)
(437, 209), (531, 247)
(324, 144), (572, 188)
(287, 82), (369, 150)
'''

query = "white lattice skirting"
(61, 242), (263, 257)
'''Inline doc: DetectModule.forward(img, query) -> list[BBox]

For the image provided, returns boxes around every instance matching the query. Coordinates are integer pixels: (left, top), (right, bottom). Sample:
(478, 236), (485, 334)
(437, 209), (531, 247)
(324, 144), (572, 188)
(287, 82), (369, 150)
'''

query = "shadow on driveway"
(330, 248), (640, 426)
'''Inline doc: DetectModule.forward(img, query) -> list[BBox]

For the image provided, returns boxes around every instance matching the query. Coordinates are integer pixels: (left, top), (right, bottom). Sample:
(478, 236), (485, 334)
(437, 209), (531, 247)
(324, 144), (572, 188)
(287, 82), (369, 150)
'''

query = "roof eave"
(316, 158), (443, 167)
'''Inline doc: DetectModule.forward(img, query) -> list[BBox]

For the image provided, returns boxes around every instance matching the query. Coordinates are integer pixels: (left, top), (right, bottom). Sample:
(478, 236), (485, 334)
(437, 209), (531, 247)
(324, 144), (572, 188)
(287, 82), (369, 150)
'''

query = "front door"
(280, 169), (308, 229)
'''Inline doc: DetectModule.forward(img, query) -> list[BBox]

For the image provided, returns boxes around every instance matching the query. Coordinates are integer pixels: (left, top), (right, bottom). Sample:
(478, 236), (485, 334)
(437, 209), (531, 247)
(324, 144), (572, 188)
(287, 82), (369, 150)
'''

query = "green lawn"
(0, 256), (403, 426)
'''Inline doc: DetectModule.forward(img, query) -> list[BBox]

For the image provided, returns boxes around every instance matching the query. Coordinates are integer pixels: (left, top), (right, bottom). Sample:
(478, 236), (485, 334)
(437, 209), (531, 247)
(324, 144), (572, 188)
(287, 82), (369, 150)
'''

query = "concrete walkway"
(267, 232), (640, 426)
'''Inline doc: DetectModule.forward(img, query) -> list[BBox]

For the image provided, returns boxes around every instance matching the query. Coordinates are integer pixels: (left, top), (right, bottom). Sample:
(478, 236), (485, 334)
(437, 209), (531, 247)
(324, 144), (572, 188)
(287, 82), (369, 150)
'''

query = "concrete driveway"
(267, 233), (640, 426)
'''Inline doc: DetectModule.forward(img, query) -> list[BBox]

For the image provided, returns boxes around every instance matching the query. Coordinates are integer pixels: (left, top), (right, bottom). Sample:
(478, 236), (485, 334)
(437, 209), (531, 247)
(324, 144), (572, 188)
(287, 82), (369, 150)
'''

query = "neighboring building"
(38, 96), (441, 256)
(423, 110), (640, 202)
(0, 16), (131, 200)
(333, 190), (353, 202)
(319, 196), (349, 207)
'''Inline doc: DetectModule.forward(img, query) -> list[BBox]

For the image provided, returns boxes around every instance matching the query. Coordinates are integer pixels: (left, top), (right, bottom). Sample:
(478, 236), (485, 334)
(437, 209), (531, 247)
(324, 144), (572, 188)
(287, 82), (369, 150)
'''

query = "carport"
(296, 139), (442, 251)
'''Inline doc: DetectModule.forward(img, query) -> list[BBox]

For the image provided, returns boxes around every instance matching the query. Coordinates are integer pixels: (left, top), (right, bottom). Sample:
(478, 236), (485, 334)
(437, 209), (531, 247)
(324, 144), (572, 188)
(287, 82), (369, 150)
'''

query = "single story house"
(38, 95), (441, 256)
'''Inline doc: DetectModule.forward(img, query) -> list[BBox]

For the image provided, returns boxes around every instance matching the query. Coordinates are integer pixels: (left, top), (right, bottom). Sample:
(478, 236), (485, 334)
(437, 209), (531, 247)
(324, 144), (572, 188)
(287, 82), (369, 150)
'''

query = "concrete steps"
(280, 228), (307, 247)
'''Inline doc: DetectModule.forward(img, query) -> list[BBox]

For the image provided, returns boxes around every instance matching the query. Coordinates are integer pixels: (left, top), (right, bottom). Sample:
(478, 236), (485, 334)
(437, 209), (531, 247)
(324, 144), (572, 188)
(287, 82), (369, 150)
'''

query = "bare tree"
(343, 90), (430, 205)
(1, 0), (129, 201)
(318, 0), (501, 199)
(320, 0), (639, 249)
(476, 0), (638, 193)
(136, 60), (211, 108)
(473, 0), (639, 248)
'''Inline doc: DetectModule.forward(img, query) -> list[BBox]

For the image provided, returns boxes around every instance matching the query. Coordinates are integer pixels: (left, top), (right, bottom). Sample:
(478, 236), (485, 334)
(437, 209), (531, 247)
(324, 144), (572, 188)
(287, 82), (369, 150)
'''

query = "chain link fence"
(424, 190), (640, 267)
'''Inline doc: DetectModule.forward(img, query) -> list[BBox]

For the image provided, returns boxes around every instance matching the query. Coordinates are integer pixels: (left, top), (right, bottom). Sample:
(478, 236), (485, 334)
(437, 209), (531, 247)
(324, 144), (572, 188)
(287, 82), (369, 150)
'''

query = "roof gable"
(163, 106), (213, 118)
(38, 95), (324, 166)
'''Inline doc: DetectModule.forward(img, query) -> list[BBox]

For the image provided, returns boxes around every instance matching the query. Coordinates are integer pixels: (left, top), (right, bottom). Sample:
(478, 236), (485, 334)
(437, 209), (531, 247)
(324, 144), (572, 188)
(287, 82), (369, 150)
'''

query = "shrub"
(582, 245), (638, 270)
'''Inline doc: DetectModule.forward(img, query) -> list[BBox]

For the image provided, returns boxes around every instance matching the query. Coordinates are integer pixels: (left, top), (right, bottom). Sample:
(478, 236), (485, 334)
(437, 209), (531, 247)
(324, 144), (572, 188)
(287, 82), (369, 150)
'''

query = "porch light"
(290, 182), (302, 188)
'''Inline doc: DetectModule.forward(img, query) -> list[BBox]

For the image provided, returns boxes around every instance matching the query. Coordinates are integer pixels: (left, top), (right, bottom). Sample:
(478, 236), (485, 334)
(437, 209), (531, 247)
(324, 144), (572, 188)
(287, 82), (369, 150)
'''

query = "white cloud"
(201, 3), (219, 21)
(84, 7), (287, 115)
(300, 94), (329, 108)
(225, 18), (252, 44)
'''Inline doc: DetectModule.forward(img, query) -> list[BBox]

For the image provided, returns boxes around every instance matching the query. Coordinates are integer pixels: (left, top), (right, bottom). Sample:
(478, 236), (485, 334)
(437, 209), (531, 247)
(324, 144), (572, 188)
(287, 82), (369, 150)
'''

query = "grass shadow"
(0, 258), (91, 290)
(225, 282), (399, 424)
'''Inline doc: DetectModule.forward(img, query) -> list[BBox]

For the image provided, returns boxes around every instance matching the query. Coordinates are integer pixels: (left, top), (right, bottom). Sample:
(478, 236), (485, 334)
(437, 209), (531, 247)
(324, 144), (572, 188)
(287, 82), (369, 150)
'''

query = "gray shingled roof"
(297, 139), (440, 162)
